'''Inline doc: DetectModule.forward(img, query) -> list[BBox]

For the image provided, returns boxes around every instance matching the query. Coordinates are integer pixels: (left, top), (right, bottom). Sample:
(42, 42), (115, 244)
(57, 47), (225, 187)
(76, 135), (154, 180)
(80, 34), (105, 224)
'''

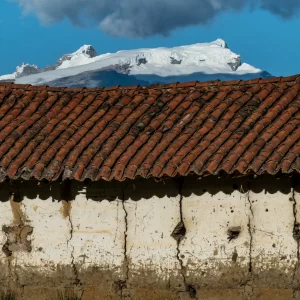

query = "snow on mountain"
(0, 63), (40, 81)
(1, 39), (271, 86)
(56, 45), (98, 69)
(0, 45), (97, 81)
(0, 73), (16, 81)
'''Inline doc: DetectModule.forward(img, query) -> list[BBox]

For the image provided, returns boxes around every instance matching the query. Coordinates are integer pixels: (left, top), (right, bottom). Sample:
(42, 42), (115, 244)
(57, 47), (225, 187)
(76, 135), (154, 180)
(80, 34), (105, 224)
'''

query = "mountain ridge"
(0, 39), (272, 87)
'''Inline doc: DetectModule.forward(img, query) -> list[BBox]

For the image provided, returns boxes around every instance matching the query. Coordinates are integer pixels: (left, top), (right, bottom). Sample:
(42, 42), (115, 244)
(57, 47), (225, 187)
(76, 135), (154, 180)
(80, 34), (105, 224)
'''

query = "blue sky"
(0, 0), (300, 77)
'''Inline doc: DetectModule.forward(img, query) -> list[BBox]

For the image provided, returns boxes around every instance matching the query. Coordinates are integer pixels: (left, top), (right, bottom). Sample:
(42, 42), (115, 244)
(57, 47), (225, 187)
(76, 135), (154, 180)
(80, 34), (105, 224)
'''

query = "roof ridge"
(0, 74), (299, 91)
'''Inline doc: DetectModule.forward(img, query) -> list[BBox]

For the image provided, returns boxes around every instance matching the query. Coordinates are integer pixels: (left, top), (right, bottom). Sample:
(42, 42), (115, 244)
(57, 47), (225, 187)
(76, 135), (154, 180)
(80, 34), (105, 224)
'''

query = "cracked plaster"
(0, 176), (299, 299)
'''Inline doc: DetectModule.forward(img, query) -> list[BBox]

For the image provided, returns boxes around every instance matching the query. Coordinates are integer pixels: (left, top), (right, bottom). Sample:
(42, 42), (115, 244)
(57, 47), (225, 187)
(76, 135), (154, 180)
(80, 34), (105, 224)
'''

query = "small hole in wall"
(171, 222), (186, 242)
(227, 226), (241, 242)
(293, 223), (300, 241)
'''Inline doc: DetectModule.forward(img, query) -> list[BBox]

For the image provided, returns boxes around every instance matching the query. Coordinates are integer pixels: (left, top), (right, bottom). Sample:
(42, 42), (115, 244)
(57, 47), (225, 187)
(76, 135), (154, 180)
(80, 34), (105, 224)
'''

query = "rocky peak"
(80, 45), (97, 58)
(228, 56), (242, 71)
(15, 63), (40, 78)
(56, 45), (97, 68)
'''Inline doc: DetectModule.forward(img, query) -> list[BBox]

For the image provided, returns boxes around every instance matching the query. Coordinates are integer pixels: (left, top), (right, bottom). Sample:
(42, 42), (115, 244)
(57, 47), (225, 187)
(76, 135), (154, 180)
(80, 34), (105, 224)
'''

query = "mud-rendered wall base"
(0, 175), (299, 300)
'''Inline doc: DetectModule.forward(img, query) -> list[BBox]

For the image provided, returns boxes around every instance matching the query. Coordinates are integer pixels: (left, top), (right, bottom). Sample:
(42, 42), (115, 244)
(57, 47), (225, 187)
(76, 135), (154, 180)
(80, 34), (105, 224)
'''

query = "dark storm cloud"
(13, 0), (300, 37)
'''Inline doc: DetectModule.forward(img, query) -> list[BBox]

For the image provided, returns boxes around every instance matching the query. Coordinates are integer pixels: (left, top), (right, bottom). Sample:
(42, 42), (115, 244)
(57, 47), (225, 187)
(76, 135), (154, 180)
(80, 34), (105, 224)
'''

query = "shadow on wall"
(0, 174), (298, 203)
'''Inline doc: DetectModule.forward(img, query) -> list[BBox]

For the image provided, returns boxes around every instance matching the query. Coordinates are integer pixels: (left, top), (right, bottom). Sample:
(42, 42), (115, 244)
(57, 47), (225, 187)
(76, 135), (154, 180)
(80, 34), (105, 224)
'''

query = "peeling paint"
(2, 224), (33, 257)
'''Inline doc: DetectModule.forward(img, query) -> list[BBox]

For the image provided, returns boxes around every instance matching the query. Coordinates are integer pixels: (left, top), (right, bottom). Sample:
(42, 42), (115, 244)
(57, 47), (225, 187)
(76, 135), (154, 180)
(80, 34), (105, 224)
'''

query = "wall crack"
(291, 176), (299, 299)
(116, 184), (131, 299)
(242, 180), (254, 300)
(173, 178), (196, 299)
(67, 213), (83, 298)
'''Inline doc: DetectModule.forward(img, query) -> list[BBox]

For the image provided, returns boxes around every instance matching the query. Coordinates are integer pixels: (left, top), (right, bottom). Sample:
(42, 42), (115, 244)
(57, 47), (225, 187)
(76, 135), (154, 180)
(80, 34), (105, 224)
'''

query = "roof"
(0, 75), (299, 182)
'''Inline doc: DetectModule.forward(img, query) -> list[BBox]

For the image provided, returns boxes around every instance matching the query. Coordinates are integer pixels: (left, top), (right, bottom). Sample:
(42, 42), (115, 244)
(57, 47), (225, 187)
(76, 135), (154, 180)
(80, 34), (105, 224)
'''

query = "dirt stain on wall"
(60, 180), (73, 219)
(60, 200), (72, 219)
(9, 193), (26, 226)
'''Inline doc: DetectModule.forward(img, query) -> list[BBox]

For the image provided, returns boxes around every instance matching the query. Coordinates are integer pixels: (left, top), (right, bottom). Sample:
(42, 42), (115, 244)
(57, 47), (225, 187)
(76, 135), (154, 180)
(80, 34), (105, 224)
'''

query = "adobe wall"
(0, 175), (299, 300)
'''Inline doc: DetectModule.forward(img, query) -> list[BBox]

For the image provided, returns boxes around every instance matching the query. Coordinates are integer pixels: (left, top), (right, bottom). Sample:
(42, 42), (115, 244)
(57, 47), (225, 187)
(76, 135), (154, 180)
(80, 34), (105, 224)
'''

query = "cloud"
(260, 0), (300, 18)
(13, 0), (300, 37)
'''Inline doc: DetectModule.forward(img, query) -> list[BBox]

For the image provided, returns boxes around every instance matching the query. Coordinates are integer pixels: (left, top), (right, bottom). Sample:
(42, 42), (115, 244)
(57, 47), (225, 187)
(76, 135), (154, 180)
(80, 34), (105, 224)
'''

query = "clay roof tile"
(0, 74), (298, 181)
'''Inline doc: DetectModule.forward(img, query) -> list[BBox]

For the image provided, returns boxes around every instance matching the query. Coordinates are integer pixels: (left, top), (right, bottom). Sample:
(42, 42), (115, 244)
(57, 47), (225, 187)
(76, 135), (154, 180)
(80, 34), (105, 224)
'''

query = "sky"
(0, 0), (300, 77)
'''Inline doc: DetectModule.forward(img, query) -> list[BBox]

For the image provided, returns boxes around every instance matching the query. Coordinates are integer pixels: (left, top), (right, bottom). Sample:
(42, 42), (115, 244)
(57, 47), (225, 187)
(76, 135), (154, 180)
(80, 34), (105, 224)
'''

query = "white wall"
(0, 176), (298, 299)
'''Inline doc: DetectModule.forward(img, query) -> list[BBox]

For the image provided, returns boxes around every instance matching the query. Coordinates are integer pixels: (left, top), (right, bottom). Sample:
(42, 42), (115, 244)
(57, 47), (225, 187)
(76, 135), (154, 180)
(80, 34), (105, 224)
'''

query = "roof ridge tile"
(259, 77), (282, 84)
(1, 74), (300, 93)
(177, 81), (198, 88)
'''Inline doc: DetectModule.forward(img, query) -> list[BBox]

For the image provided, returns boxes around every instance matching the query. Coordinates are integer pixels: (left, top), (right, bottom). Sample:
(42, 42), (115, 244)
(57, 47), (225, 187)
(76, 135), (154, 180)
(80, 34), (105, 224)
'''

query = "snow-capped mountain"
(46, 45), (98, 71)
(0, 63), (40, 80)
(0, 45), (97, 81)
(0, 39), (272, 87)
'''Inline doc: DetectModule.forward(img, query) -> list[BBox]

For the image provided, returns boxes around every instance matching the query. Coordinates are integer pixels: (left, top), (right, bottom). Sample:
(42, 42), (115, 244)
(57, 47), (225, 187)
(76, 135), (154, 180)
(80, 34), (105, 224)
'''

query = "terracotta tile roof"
(0, 75), (299, 182)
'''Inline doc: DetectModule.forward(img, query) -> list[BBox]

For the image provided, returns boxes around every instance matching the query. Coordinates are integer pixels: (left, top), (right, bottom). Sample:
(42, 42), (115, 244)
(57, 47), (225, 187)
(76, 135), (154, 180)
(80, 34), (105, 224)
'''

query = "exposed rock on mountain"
(15, 63), (41, 78)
